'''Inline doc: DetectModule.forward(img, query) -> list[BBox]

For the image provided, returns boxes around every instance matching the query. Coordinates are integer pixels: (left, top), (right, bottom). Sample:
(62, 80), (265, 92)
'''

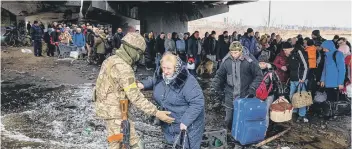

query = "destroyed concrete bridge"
(1, 0), (253, 34)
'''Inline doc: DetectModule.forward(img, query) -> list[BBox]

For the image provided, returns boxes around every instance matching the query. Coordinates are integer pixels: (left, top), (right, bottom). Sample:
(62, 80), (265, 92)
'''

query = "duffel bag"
(324, 91), (351, 117)
(270, 96), (293, 122)
(292, 83), (313, 108)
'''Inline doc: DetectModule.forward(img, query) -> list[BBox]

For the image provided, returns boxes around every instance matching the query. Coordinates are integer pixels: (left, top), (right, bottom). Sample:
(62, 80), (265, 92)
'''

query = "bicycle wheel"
(8, 36), (15, 47)
(2, 36), (8, 46)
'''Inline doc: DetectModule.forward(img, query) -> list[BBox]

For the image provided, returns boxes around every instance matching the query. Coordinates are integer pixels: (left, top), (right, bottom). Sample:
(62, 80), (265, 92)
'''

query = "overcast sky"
(204, 0), (352, 28)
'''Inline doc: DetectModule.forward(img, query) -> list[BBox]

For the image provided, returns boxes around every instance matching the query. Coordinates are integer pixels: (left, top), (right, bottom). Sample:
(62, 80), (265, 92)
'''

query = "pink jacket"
(338, 44), (351, 57)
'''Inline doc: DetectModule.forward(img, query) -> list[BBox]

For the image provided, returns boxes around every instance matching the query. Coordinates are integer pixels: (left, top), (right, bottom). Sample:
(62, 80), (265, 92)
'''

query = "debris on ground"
(255, 127), (291, 147)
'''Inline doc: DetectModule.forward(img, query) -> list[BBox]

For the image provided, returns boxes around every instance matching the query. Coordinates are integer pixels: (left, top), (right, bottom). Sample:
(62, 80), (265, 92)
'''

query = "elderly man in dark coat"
(212, 41), (263, 130)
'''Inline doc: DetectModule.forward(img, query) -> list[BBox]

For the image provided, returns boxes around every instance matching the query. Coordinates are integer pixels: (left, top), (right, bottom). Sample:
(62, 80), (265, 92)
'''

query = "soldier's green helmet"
(121, 32), (146, 53)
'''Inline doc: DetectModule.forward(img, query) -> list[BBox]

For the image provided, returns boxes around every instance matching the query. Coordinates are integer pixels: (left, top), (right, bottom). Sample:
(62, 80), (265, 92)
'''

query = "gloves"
(155, 110), (175, 124)
(247, 88), (256, 98)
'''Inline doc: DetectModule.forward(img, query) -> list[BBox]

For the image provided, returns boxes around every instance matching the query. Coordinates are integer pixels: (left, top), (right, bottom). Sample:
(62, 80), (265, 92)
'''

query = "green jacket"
(95, 33), (107, 54)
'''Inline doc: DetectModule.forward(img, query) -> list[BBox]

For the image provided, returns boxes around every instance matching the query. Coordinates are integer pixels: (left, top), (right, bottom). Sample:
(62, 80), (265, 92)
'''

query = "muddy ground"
(1, 46), (351, 149)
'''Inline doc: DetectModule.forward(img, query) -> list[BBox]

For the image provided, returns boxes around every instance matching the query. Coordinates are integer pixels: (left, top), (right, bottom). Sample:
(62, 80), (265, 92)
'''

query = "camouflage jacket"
(93, 55), (158, 119)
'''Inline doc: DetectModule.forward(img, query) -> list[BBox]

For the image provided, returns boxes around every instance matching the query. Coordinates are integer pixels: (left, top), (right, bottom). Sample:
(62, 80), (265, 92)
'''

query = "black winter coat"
(155, 36), (165, 55)
(86, 30), (96, 47)
(288, 46), (309, 81)
(145, 38), (156, 63)
(50, 31), (60, 44)
(43, 32), (51, 44)
(316, 50), (325, 83)
(203, 36), (216, 55)
(216, 35), (230, 60)
(112, 32), (123, 49)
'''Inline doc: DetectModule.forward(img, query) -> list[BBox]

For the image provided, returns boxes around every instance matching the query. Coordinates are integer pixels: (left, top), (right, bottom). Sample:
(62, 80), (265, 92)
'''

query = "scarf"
(115, 44), (140, 66)
(162, 56), (183, 84)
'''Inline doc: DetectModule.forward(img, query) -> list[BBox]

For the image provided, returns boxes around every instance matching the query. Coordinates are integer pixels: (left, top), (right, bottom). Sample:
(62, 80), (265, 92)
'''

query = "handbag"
(187, 62), (195, 70)
(270, 96), (293, 122)
(314, 88), (327, 103)
(291, 83), (313, 108)
(172, 130), (191, 149)
(256, 73), (273, 101)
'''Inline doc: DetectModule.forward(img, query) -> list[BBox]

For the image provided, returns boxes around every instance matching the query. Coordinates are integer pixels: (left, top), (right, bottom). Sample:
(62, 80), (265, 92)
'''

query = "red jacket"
(345, 55), (351, 82)
(273, 51), (289, 83)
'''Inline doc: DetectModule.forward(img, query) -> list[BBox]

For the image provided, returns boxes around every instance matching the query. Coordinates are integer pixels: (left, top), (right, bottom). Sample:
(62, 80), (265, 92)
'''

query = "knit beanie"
(229, 41), (243, 52)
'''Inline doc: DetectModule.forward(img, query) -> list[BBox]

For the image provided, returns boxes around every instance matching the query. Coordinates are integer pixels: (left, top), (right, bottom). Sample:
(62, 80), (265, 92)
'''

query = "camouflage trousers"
(106, 119), (144, 149)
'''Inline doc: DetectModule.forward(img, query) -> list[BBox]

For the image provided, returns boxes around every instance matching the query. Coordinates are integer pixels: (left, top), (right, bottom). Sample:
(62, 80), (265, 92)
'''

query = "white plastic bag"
(187, 62), (195, 70)
(21, 49), (32, 54)
(314, 91), (327, 103)
(70, 51), (79, 59)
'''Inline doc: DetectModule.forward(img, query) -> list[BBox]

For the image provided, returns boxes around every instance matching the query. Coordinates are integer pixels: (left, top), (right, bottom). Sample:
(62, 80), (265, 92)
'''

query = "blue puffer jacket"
(72, 33), (86, 47)
(31, 25), (43, 41)
(141, 66), (205, 149)
(240, 35), (259, 57)
(321, 40), (346, 88)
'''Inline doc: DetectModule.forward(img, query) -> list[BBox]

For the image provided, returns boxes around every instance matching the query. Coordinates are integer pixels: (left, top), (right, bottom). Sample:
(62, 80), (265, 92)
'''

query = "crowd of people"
(28, 21), (127, 64)
(92, 26), (351, 148)
(29, 20), (352, 148)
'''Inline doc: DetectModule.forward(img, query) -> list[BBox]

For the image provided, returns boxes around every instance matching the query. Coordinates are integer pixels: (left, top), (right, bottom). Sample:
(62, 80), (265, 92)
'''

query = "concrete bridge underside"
(1, 1), (252, 34)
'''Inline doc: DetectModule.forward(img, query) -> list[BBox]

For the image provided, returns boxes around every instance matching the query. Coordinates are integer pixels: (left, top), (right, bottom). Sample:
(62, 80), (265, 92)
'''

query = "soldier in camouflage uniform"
(93, 33), (175, 149)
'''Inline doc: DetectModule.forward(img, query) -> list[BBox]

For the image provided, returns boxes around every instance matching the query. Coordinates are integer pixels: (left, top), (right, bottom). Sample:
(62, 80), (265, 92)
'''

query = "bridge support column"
(139, 5), (188, 35)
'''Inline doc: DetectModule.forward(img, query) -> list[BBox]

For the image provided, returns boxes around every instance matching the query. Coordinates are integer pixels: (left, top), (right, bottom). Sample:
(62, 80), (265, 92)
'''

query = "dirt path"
(1, 46), (100, 86)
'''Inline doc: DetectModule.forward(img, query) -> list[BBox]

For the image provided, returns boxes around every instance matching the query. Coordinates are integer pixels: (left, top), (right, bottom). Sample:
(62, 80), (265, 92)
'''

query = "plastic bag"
(21, 49), (32, 54)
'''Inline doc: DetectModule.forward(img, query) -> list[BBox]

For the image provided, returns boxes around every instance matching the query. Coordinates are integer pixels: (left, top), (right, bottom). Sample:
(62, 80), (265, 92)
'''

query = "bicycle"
(2, 26), (32, 47)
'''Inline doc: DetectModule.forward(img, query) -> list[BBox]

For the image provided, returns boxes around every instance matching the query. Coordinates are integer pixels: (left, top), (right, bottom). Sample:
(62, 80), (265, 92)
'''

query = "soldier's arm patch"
(114, 66), (158, 116)
(123, 82), (137, 92)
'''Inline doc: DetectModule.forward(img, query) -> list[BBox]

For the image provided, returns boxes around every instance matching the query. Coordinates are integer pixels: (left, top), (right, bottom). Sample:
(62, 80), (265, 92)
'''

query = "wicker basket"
(270, 97), (293, 123)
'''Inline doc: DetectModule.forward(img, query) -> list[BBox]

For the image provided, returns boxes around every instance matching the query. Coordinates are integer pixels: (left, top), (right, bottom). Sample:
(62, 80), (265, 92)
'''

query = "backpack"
(176, 40), (186, 52)
(256, 72), (273, 101)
